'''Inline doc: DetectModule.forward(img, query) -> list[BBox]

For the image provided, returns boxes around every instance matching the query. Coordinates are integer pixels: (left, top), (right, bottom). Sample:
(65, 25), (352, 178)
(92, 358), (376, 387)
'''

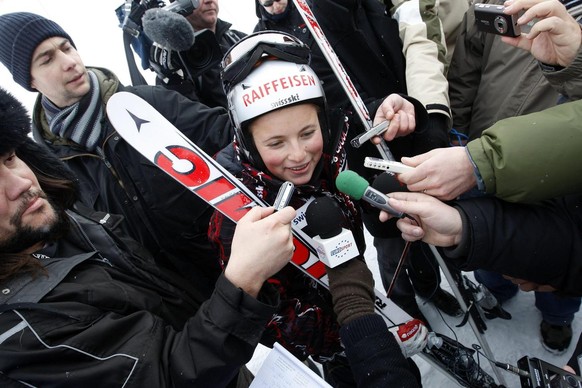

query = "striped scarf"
(42, 71), (104, 151)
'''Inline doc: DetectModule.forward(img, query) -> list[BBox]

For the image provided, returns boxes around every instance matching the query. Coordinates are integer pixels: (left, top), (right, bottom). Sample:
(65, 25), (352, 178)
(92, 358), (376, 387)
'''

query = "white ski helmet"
(221, 31), (328, 165)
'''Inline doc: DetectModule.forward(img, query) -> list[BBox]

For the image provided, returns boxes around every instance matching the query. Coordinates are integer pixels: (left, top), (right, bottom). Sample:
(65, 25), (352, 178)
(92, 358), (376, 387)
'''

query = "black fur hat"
(0, 87), (78, 207)
(0, 87), (31, 155)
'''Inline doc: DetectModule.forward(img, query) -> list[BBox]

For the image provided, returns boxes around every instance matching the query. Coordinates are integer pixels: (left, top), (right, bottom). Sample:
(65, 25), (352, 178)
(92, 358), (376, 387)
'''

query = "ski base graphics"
(107, 91), (501, 388)
(106, 91), (408, 325)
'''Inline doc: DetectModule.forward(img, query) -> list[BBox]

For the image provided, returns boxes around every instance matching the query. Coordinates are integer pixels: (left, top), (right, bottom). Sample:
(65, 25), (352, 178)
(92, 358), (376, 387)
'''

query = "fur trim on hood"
(0, 87), (30, 155)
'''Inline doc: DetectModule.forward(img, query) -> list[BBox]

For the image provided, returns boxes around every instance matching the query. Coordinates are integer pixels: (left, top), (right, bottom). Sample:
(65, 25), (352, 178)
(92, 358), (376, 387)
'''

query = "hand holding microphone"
(306, 197), (373, 323)
(373, 94), (416, 142)
(351, 94), (417, 148)
(335, 170), (406, 218)
(380, 191), (465, 247)
(141, 5), (222, 82)
(142, 7), (196, 78)
(149, 43), (181, 76)
(142, 8), (196, 52)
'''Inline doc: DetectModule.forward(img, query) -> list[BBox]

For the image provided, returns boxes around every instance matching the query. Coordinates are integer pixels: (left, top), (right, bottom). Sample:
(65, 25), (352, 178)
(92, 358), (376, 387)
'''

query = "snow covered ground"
(248, 229), (582, 388)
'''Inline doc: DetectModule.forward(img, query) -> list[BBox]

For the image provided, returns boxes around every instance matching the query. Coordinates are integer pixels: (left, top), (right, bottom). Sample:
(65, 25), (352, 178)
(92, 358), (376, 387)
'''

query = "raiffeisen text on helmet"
(242, 73), (317, 107)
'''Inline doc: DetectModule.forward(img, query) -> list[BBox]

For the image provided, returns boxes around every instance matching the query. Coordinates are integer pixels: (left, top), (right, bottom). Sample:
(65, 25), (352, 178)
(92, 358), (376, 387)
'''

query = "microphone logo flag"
(313, 230), (358, 268)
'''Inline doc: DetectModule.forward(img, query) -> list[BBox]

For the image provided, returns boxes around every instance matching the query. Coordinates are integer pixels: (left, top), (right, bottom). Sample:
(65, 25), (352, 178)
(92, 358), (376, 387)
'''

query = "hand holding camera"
(475, 0), (582, 67)
(149, 42), (181, 77)
(517, 356), (582, 388)
(504, 0), (582, 67)
(474, 3), (525, 37)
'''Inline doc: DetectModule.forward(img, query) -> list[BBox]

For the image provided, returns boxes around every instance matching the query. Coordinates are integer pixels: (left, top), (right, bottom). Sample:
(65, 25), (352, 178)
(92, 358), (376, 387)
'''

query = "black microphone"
(372, 171), (409, 194)
(305, 197), (359, 268)
(336, 170), (405, 218)
(142, 8), (195, 52)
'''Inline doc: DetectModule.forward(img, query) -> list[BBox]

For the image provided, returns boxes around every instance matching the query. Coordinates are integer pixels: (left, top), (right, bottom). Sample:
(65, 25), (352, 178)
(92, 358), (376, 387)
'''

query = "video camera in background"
(115, 0), (222, 85)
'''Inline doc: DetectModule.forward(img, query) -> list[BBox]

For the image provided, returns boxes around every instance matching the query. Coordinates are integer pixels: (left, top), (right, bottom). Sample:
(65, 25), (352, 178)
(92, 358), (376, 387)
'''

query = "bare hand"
(378, 192), (463, 246)
(226, 206), (296, 297)
(396, 147), (476, 200)
(502, 0), (582, 67)
(371, 94), (416, 143)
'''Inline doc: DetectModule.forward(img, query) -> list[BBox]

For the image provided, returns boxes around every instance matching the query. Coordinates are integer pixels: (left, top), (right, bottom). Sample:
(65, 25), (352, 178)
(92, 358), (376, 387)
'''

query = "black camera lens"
(493, 16), (508, 34)
(564, 375), (581, 387)
(179, 29), (222, 80)
(185, 40), (214, 69)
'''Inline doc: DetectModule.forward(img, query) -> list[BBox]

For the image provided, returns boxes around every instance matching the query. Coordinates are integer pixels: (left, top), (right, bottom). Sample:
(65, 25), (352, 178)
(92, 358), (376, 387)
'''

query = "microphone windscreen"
(372, 172), (409, 194)
(305, 197), (343, 239)
(142, 8), (195, 52)
(335, 170), (368, 200)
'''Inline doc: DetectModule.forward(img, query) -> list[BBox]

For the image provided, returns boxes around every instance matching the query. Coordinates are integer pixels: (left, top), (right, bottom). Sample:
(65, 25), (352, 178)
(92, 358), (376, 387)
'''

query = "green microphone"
(336, 170), (404, 218)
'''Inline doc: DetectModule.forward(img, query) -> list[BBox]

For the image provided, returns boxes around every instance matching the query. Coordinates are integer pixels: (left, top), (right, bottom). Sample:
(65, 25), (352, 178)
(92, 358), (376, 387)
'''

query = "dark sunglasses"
(260, 0), (282, 7)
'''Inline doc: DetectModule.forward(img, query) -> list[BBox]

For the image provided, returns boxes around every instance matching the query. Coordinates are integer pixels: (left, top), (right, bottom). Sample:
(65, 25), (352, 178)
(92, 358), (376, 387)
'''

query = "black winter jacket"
(158, 18), (246, 108)
(0, 208), (278, 386)
(31, 67), (233, 299)
(341, 314), (421, 387)
(443, 194), (582, 297)
(254, 0), (407, 110)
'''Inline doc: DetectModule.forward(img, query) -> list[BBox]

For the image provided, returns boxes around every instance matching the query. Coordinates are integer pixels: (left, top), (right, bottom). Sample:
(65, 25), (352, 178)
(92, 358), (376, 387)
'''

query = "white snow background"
(1, 1), (579, 387)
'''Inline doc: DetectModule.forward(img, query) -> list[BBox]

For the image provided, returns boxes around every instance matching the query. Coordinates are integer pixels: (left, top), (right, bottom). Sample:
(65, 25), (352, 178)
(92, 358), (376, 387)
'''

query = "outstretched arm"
(396, 147), (476, 200)
(379, 192), (582, 295)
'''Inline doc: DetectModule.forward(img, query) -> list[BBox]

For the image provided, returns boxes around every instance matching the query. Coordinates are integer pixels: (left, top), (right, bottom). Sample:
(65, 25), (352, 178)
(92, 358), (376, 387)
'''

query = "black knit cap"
(0, 12), (75, 91)
(0, 87), (31, 155)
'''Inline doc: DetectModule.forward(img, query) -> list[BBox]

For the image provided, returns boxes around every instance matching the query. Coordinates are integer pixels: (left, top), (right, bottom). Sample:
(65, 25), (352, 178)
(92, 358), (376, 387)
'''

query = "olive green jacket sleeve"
(467, 99), (582, 203)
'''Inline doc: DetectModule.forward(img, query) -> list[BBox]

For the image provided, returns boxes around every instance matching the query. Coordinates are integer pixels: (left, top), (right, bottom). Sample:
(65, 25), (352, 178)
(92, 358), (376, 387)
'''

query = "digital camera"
(474, 3), (521, 37)
(518, 356), (582, 388)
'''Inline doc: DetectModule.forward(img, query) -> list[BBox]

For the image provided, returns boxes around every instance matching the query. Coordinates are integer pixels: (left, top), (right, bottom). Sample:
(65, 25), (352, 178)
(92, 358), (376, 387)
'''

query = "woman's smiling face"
(250, 103), (323, 185)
